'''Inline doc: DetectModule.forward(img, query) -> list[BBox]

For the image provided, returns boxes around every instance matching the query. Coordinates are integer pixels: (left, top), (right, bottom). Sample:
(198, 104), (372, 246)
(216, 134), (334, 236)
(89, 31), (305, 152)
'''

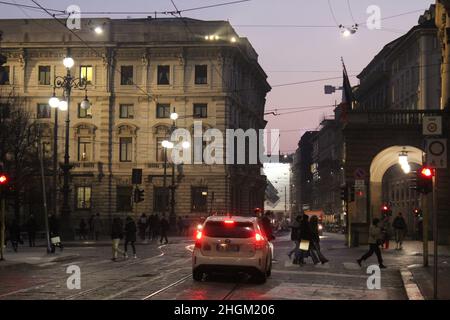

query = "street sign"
(425, 139), (447, 169)
(355, 179), (365, 187)
(423, 116), (442, 136)
(353, 168), (366, 180)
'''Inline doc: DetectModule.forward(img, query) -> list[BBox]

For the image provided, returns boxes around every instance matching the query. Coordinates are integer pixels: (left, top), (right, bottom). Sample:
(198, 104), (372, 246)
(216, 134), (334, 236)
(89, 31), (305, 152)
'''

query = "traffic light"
(381, 204), (392, 217)
(415, 166), (433, 195)
(0, 173), (8, 196)
(413, 208), (423, 219)
(340, 186), (348, 201)
(134, 188), (145, 203)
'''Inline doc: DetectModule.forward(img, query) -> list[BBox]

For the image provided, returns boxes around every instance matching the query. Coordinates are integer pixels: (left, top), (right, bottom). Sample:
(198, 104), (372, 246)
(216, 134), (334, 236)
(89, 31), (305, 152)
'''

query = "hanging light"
(49, 94), (60, 109)
(58, 100), (68, 111)
(170, 111), (178, 121)
(80, 90), (91, 110)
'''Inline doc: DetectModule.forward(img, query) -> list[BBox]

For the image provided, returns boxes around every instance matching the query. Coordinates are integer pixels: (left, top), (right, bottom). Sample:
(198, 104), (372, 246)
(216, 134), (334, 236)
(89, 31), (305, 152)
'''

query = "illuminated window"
(78, 137), (91, 161)
(80, 65), (93, 85)
(76, 186), (92, 209)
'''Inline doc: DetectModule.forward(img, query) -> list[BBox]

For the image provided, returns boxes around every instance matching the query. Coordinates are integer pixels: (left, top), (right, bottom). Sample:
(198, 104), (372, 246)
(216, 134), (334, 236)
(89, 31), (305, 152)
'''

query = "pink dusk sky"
(0, 0), (435, 153)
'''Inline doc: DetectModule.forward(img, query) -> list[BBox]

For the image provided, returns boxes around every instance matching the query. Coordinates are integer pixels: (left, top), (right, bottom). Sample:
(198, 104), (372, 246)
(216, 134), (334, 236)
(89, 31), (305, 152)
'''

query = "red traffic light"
(0, 174), (8, 184)
(382, 205), (388, 211)
(420, 167), (433, 177)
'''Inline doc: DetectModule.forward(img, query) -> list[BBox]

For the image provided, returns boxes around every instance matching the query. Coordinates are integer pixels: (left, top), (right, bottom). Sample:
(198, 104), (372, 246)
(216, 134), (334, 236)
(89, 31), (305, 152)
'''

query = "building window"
(78, 103), (92, 118)
(195, 65), (207, 84)
(42, 141), (52, 158)
(80, 65), (93, 85)
(38, 66), (51, 85)
(78, 137), (92, 161)
(0, 65), (10, 85)
(120, 66), (134, 85)
(119, 137), (132, 162)
(193, 103), (207, 118)
(156, 137), (167, 162)
(76, 186), (92, 209)
(191, 187), (208, 212)
(157, 65), (170, 85)
(116, 186), (133, 212)
(154, 187), (169, 213)
(156, 103), (170, 118)
(37, 103), (51, 119)
(119, 104), (134, 119)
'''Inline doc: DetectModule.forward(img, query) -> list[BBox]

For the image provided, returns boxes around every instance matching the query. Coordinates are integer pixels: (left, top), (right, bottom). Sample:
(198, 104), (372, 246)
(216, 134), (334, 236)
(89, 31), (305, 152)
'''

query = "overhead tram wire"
(0, 0), (64, 14)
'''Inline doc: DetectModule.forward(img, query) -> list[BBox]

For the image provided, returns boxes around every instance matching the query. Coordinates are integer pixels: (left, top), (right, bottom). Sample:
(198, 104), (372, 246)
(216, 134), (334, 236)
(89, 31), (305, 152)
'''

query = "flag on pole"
(340, 57), (354, 123)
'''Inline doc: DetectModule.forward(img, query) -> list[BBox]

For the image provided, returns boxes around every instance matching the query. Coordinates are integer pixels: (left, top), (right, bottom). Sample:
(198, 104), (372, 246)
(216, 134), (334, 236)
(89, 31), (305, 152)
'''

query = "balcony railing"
(347, 109), (447, 127)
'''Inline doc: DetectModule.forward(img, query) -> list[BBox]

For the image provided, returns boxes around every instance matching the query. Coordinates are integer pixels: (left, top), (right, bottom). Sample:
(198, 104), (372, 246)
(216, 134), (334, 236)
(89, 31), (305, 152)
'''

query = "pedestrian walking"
(88, 214), (95, 240)
(393, 212), (407, 250)
(92, 213), (102, 241)
(9, 219), (21, 252)
(357, 218), (386, 269)
(138, 213), (147, 241)
(111, 217), (125, 261)
(381, 215), (392, 250)
(261, 211), (275, 260)
(159, 215), (169, 244)
(48, 214), (63, 253)
(152, 214), (160, 241)
(124, 216), (137, 259)
(26, 214), (37, 247)
(297, 215), (314, 265)
(288, 215), (302, 261)
(177, 216), (184, 236)
(309, 215), (328, 264)
(79, 218), (88, 240)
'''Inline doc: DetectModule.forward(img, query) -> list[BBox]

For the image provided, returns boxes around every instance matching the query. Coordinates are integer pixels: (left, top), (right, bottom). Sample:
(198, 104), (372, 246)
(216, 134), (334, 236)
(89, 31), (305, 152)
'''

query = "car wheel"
(266, 259), (272, 277)
(193, 270), (203, 282)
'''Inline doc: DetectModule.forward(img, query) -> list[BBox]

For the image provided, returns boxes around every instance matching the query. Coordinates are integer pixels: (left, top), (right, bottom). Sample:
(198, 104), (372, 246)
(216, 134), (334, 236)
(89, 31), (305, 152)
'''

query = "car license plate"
(216, 244), (240, 252)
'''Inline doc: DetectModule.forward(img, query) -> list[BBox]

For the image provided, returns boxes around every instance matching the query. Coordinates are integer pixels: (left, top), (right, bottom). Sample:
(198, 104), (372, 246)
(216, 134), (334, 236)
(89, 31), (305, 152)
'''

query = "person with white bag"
(48, 214), (63, 253)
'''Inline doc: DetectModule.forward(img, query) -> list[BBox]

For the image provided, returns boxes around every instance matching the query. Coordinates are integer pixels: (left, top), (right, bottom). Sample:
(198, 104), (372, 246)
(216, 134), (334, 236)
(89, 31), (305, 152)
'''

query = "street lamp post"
(49, 56), (90, 240)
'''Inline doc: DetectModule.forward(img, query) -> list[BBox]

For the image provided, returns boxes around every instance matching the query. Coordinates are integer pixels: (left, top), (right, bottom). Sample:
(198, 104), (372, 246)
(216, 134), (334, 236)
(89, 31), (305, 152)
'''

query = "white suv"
(192, 215), (272, 283)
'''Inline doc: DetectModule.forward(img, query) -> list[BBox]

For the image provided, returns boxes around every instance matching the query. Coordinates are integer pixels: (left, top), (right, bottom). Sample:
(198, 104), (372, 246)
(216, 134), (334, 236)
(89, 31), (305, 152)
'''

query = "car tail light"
(254, 232), (264, 250)
(195, 230), (202, 249)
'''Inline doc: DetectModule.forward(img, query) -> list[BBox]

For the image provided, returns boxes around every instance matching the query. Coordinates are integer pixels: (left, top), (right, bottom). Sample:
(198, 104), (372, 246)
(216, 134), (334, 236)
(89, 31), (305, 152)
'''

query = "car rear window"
(203, 221), (254, 238)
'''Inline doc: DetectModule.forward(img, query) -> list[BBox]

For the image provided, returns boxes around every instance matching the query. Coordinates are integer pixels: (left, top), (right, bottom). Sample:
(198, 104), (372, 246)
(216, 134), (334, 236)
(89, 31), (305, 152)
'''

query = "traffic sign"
(353, 168), (366, 180)
(425, 138), (447, 168)
(355, 179), (365, 187)
(423, 116), (442, 136)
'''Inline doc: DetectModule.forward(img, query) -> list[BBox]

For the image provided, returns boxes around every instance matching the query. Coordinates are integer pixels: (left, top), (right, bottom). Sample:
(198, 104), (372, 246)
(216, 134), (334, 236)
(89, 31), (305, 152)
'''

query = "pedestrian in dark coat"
(393, 212), (407, 250)
(124, 216), (137, 259)
(309, 216), (328, 264)
(159, 215), (169, 244)
(48, 214), (63, 253)
(288, 215), (302, 261)
(9, 219), (21, 252)
(26, 214), (37, 247)
(298, 215), (313, 264)
(111, 217), (125, 261)
(357, 218), (386, 269)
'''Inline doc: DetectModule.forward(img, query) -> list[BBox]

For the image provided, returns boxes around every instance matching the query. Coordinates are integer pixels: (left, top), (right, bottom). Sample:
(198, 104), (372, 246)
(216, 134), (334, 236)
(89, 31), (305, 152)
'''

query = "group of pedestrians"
(110, 214), (171, 261)
(288, 214), (328, 265)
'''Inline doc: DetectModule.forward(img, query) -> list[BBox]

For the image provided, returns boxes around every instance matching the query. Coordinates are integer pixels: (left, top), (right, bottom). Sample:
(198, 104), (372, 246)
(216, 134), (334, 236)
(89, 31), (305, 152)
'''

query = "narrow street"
(0, 233), (436, 300)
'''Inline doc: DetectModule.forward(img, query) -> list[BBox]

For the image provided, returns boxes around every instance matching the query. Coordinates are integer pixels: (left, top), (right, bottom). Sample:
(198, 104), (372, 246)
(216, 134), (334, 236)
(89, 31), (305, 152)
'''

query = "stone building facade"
(0, 17), (270, 229)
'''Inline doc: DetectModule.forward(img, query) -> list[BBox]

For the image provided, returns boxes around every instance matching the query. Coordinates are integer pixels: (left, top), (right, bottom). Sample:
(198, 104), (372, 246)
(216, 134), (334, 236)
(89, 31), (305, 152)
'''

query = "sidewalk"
(399, 240), (450, 300)
(0, 247), (79, 270)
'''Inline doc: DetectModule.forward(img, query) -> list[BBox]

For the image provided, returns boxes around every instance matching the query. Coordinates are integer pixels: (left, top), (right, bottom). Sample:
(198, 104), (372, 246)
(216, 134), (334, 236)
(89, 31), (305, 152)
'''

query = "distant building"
(0, 17), (270, 227)
(355, 5), (440, 111)
(292, 131), (317, 214)
(264, 156), (293, 218)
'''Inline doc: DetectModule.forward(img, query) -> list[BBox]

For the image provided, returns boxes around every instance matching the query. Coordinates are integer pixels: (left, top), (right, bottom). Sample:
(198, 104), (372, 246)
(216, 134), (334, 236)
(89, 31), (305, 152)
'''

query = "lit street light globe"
(94, 26), (103, 34)
(58, 100), (68, 111)
(162, 140), (174, 149)
(80, 98), (91, 110)
(182, 141), (190, 149)
(49, 96), (60, 108)
(63, 57), (75, 69)
(170, 112), (178, 121)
